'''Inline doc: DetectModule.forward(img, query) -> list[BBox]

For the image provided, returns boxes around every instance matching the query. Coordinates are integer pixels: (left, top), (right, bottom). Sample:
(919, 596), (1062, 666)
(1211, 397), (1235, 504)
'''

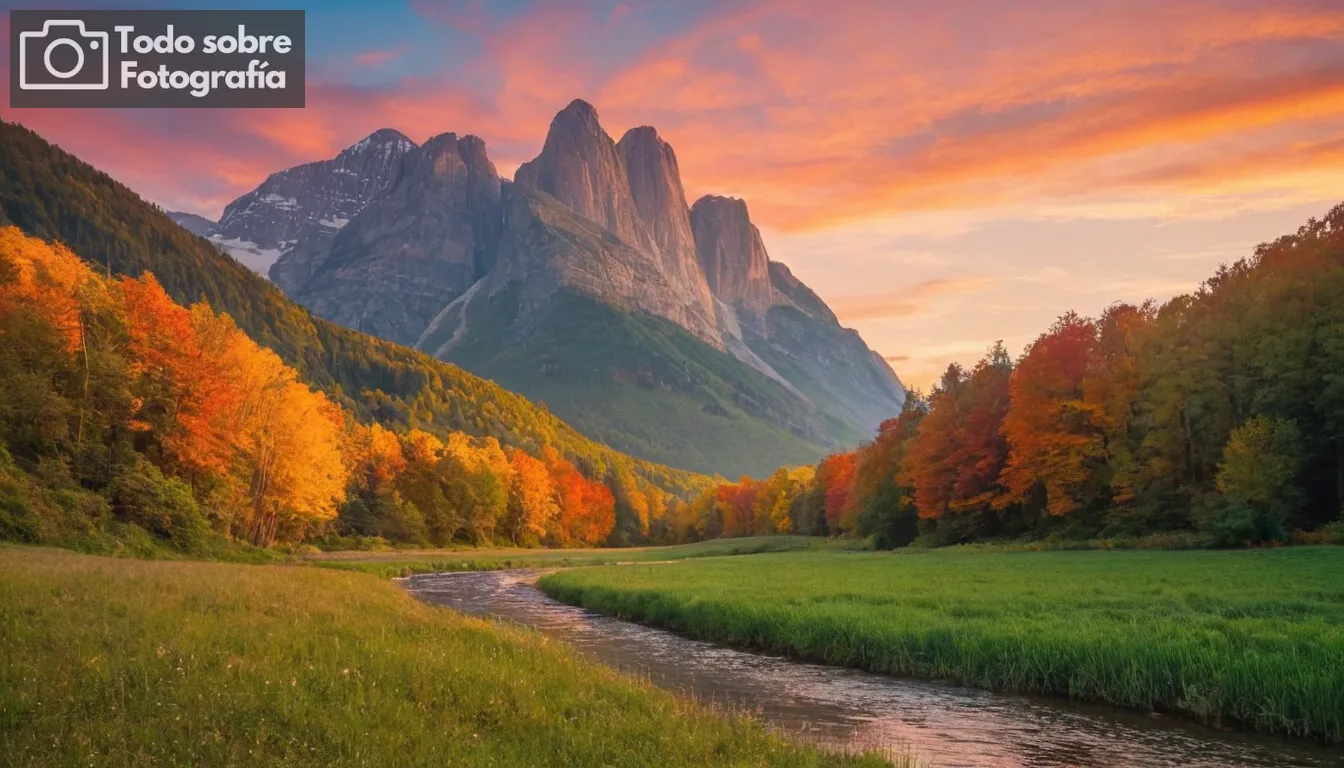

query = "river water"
(404, 570), (1341, 768)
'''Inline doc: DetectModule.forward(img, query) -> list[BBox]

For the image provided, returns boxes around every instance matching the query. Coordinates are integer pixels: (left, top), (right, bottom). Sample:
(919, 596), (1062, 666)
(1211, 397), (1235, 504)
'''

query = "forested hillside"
(653, 205), (1344, 548)
(0, 120), (710, 547)
(0, 228), (670, 552)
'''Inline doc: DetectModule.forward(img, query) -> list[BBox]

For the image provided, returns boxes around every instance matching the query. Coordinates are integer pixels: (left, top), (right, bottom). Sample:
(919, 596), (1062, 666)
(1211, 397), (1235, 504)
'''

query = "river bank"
(538, 547), (1344, 744)
(410, 568), (1342, 767)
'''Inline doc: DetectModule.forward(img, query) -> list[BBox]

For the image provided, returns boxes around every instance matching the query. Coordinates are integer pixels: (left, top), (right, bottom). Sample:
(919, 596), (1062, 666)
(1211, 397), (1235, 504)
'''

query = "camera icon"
(18, 20), (110, 91)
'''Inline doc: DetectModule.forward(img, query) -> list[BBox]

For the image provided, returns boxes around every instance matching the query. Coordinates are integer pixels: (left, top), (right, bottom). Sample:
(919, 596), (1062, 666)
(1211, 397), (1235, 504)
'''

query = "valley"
(3, 2), (1344, 763)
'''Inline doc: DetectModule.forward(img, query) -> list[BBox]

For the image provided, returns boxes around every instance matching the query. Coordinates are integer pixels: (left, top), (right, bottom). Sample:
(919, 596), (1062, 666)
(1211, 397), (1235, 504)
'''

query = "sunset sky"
(4, 0), (1343, 390)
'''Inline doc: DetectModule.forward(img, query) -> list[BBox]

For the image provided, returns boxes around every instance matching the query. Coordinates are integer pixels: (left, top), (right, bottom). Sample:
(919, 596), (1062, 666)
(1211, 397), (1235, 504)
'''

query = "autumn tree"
(0, 230), (100, 459)
(816, 453), (856, 535)
(903, 346), (1012, 543)
(998, 313), (1105, 517)
(852, 393), (927, 548)
(544, 448), (615, 546)
(503, 449), (558, 546)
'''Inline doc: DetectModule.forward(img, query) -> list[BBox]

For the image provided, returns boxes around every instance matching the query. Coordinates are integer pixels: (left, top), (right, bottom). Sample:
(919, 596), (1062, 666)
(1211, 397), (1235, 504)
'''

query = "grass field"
(539, 547), (1344, 742)
(304, 535), (838, 577)
(0, 547), (889, 767)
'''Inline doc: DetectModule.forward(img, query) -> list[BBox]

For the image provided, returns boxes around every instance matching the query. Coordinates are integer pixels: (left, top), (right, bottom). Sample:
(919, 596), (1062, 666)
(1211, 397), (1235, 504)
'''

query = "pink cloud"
(3, 0), (1341, 230)
(354, 45), (410, 68)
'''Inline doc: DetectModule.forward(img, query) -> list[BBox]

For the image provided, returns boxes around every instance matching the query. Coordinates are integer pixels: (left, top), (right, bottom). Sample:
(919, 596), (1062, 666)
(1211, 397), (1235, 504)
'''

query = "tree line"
(657, 204), (1344, 548)
(0, 227), (671, 553)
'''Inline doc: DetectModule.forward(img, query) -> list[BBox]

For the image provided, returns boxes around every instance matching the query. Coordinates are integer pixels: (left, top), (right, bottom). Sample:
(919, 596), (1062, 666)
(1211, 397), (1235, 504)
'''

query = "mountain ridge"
(167, 99), (906, 476)
(0, 118), (710, 503)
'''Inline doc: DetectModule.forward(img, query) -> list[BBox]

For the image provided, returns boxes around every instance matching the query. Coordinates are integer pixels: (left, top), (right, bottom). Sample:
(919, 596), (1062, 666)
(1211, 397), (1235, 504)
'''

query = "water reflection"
(405, 570), (1341, 768)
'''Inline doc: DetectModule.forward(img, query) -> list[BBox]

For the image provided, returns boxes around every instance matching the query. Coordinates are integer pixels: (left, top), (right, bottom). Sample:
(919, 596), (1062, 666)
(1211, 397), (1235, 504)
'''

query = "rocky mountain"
(514, 101), (657, 255)
(691, 195), (776, 323)
(288, 132), (503, 346)
(511, 103), (720, 345)
(200, 99), (905, 477)
(690, 195), (906, 434)
(167, 211), (214, 236)
(205, 128), (416, 278)
(617, 126), (721, 345)
(0, 118), (708, 506)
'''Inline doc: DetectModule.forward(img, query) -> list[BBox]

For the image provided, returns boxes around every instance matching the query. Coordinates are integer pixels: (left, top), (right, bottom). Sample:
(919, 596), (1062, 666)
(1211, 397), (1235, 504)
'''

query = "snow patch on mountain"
(209, 236), (284, 277)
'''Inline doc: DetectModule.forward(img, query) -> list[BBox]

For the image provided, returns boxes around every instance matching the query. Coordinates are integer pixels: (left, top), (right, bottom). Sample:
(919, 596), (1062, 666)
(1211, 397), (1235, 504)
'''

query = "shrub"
(108, 458), (211, 554)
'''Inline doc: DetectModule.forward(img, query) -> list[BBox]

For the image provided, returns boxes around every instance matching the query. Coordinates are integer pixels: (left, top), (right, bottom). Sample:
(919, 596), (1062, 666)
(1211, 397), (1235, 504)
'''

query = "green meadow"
(539, 547), (1344, 742)
(0, 547), (888, 768)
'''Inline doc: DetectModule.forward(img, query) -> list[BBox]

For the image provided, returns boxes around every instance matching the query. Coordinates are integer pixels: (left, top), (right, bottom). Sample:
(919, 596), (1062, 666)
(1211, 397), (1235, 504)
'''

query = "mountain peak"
(560, 98), (599, 119)
(692, 194), (749, 216)
(616, 124), (718, 333)
(291, 126), (503, 346)
(420, 131), (460, 154)
(690, 194), (773, 319)
(514, 100), (656, 254)
(545, 99), (603, 139)
(339, 128), (416, 157)
(620, 125), (661, 144)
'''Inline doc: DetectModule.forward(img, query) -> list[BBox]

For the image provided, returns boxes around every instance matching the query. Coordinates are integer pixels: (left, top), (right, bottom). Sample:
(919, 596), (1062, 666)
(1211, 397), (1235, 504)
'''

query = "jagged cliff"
(690, 195), (906, 433)
(210, 128), (416, 278)
(199, 99), (905, 476)
(288, 132), (503, 346)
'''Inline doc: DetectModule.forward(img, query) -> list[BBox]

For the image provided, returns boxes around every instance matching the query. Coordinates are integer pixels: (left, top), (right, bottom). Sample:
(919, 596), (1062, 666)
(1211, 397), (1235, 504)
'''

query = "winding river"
(405, 570), (1342, 768)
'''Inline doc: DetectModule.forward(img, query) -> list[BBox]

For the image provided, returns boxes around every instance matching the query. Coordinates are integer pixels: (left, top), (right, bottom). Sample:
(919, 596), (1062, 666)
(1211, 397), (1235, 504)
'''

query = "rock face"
(213, 99), (906, 475)
(167, 211), (214, 237)
(514, 100), (656, 255)
(688, 194), (906, 433)
(509, 101), (720, 346)
(690, 196), (776, 323)
(769, 261), (837, 324)
(209, 128), (416, 280)
(290, 133), (503, 346)
(427, 187), (706, 352)
(617, 126), (719, 339)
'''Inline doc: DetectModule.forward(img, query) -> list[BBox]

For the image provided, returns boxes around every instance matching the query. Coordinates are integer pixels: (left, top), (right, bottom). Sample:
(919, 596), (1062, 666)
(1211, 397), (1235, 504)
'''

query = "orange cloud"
(590, 0), (1344, 230)
(829, 277), (994, 322)
(4, 0), (1341, 231)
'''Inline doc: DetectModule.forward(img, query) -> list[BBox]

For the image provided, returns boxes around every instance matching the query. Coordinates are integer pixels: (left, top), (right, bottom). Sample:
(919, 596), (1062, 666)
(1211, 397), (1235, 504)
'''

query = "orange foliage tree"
(504, 448), (559, 545)
(545, 448), (615, 546)
(817, 453), (856, 534)
(997, 312), (1104, 516)
(904, 346), (1011, 521)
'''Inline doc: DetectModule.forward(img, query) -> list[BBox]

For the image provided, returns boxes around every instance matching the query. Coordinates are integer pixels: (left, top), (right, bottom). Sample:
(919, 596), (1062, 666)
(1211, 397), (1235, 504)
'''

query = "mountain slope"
(424, 189), (835, 476)
(689, 195), (906, 435)
(167, 211), (214, 236)
(217, 128), (417, 281)
(197, 100), (905, 477)
(291, 132), (504, 346)
(0, 119), (707, 498)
